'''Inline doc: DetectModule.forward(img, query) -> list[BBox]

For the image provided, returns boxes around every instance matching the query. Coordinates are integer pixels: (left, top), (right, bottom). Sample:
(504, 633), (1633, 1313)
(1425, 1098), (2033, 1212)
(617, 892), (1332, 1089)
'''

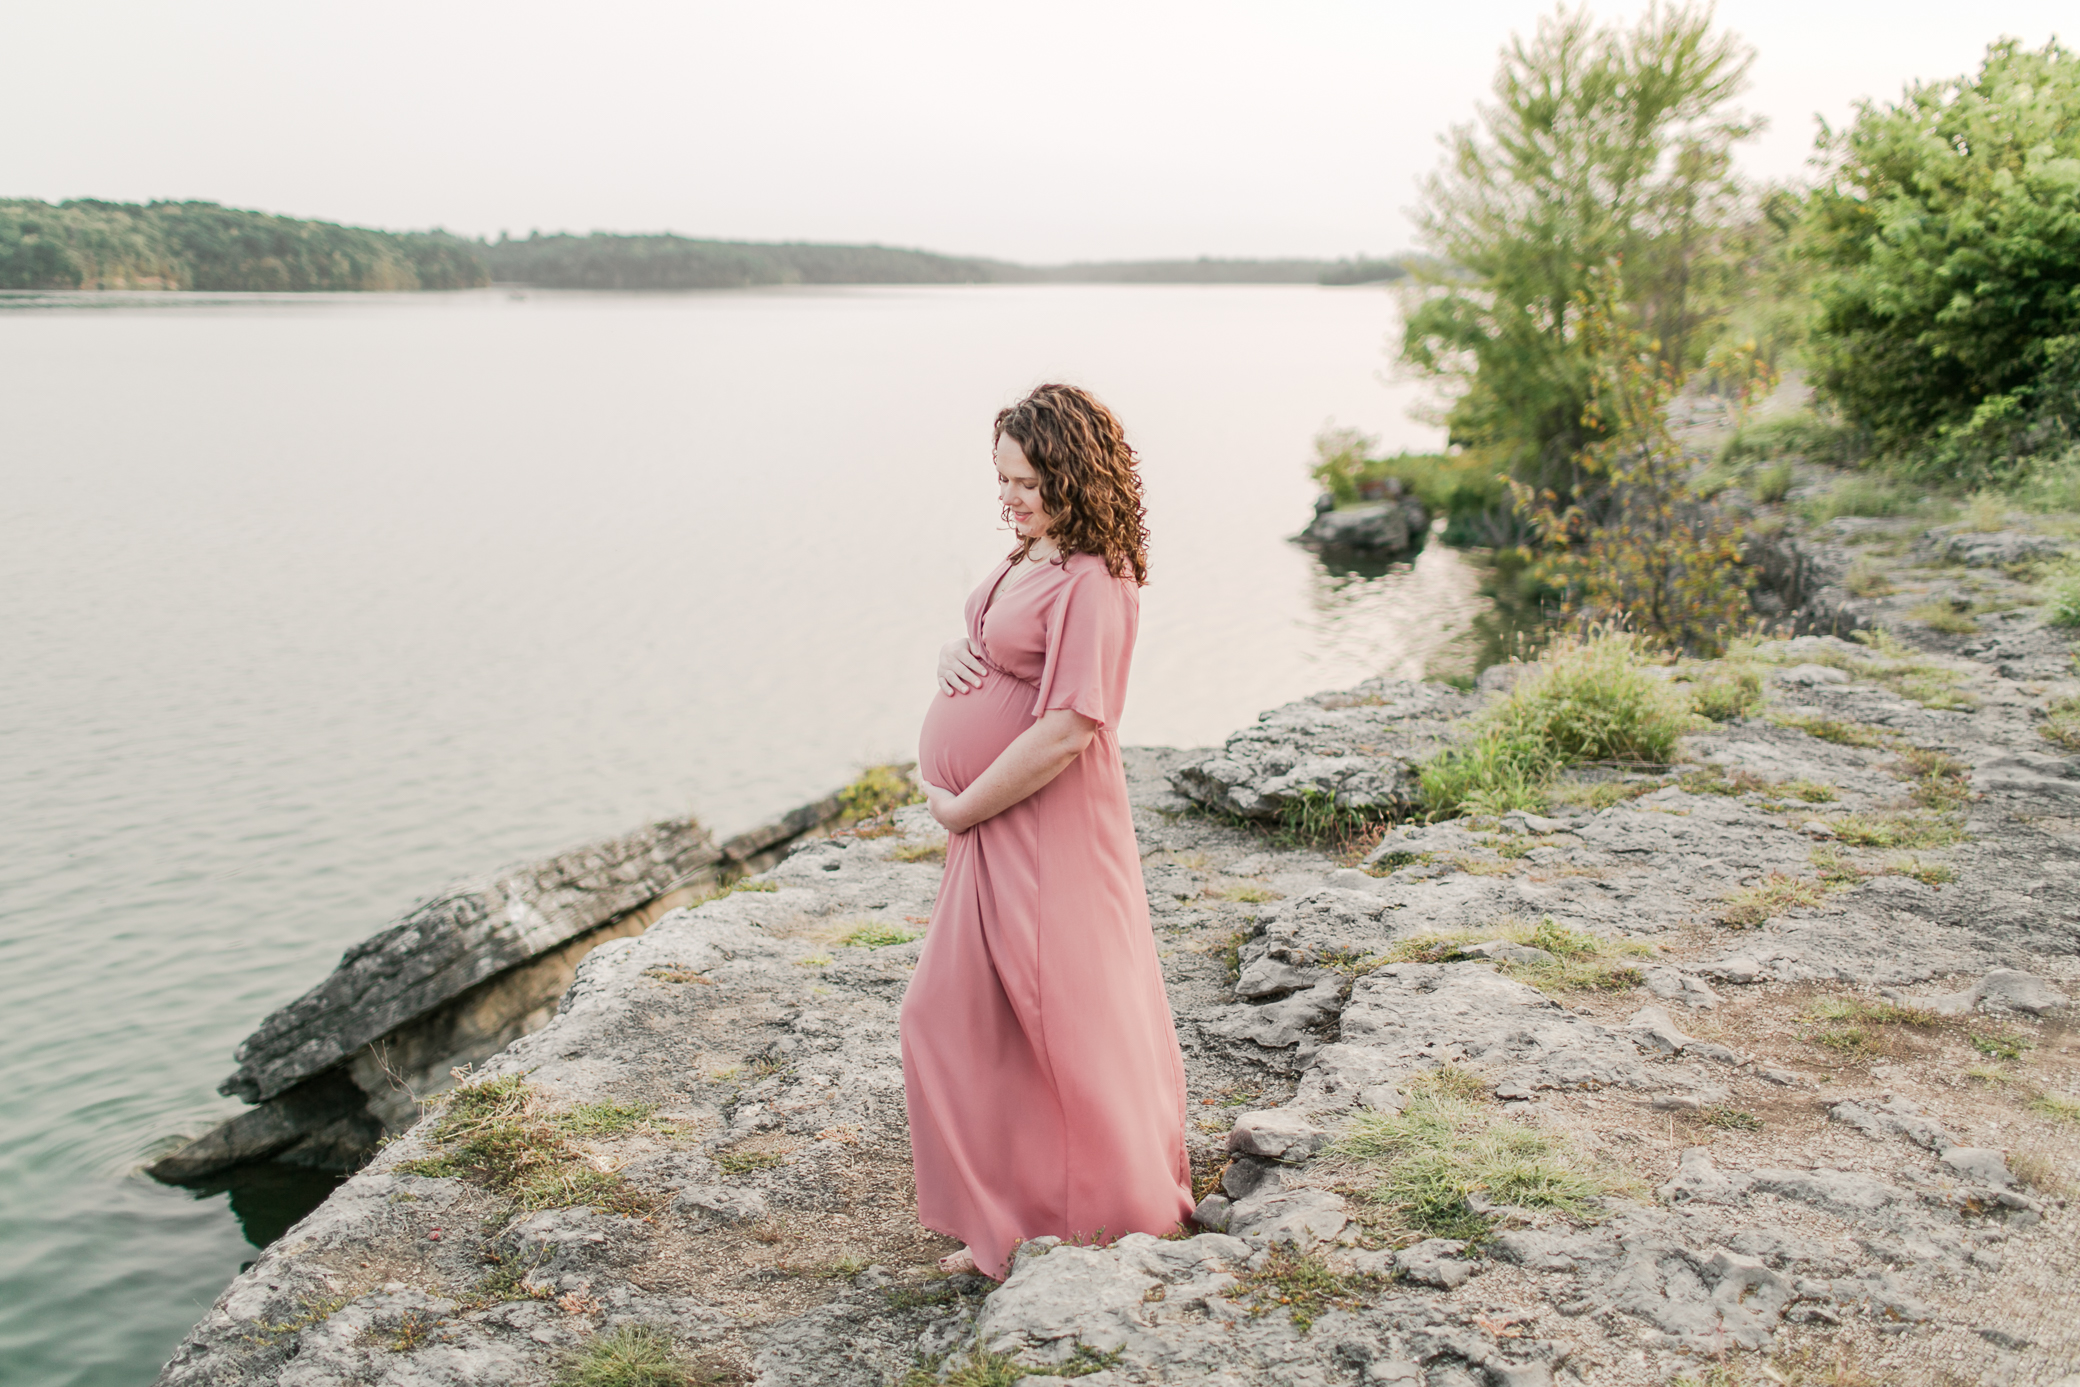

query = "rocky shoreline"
(154, 512), (2080, 1387)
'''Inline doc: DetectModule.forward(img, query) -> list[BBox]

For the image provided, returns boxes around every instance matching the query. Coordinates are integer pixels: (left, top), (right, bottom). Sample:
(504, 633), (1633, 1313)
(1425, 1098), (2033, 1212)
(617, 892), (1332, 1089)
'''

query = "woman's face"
(995, 432), (1052, 542)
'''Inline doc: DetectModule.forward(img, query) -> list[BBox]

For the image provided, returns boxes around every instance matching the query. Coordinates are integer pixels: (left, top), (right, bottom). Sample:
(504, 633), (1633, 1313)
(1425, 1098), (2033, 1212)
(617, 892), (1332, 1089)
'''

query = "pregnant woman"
(902, 383), (1193, 1280)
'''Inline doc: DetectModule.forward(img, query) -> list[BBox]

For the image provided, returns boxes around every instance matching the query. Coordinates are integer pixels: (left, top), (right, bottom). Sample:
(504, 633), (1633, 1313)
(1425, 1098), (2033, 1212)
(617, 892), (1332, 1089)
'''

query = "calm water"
(0, 284), (1481, 1385)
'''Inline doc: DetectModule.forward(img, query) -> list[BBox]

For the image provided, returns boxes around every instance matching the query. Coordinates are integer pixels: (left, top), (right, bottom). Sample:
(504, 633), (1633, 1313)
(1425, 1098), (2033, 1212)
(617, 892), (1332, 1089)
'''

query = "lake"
(0, 284), (1480, 1385)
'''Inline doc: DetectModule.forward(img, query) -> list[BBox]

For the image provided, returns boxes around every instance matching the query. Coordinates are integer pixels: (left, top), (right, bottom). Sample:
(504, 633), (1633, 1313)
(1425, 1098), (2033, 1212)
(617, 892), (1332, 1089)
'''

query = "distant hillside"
(481, 232), (1000, 289)
(0, 199), (486, 291)
(0, 198), (1412, 292)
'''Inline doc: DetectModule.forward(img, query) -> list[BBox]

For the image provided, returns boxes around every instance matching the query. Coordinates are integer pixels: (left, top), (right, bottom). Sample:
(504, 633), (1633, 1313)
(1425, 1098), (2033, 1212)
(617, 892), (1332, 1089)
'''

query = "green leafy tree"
(1802, 39), (2080, 484)
(1400, 3), (1757, 498)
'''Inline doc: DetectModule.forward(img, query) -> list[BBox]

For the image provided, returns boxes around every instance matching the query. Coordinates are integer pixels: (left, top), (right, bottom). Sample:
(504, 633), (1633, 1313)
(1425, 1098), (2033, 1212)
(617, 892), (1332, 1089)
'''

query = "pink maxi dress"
(901, 550), (1194, 1279)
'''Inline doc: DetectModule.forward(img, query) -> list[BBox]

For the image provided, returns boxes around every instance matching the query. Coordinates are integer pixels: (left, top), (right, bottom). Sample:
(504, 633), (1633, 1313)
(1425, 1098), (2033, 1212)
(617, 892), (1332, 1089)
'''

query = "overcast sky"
(7, 1), (2069, 264)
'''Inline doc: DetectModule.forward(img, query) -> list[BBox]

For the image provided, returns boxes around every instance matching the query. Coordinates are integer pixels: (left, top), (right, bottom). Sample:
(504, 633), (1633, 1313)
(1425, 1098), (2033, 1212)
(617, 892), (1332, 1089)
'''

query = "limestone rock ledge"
(156, 631), (2080, 1387)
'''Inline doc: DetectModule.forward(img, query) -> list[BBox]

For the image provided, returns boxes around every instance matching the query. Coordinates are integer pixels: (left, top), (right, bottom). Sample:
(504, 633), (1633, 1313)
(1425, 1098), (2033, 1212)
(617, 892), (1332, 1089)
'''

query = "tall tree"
(1400, 3), (1757, 497)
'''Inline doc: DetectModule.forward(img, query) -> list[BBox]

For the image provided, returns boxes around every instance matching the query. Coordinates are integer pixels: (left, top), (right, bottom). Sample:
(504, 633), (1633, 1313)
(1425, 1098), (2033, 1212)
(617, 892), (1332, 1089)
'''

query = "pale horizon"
(6, 0), (2072, 264)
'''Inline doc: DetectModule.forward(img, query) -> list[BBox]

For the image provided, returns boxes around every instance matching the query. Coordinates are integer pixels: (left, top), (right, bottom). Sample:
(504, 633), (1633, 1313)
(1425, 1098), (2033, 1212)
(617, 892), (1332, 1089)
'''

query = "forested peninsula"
(0, 199), (1407, 293)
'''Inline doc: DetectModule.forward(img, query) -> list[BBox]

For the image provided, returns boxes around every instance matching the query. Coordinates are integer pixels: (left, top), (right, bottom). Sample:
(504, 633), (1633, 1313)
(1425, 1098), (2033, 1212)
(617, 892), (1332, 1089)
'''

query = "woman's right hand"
(936, 637), (989, 696)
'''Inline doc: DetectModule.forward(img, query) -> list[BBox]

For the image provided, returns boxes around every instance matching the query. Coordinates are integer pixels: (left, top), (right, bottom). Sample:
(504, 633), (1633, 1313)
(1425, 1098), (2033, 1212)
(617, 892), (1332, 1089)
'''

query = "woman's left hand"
(919, 778), (968, 834)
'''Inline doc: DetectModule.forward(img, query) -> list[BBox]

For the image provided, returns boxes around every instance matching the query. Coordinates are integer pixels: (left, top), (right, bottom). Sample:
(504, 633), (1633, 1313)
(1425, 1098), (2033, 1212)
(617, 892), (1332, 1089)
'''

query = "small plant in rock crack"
(556, 1324), (710, 1387)
(2029, 1093), (2080, 1124)
(1329, 1076), (1624, 1239)
(713, 1149), (785, 1175)
(899, 1348), (1030, 1387)
(1969, 1030), (2033, 1062)
(462, 1249), (556, 1309)
(838, 922), (923, 948)
(1696, 1106), (1763, 1132)
(392, 1075), (659, 1219)
(1239, 1245), (1380, 1331)
(1717, 873), (1832, 929)
(386, 1309), (441, 1353)
(2040, 694), (2080, 750)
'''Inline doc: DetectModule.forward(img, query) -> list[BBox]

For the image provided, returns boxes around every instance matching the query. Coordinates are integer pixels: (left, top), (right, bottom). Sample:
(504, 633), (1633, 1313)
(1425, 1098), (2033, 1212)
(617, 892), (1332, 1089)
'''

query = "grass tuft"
(1719, 873), (1832, 928)
(1420, 631), (1694, 819)
(838, 765), (922, 823)
(1239, 1245), (1379, 1331)
(1697, 1106), (1764, 1131)
(1331, 1077), (1625, 1238)
(837, 922), (923, 948)
(2029, 1093), (2080, 1124)
(1689, 667), (1765, 722)
(556, 1325), (707, 1387)
(2040, 694), (2080, 750)
(393, 1077), (659, 1220)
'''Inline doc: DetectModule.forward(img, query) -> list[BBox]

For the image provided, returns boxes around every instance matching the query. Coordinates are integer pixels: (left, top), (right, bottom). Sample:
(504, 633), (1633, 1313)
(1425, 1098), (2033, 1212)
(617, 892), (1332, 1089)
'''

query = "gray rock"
(1939, 1147), (2015, 1188)
(1394, 1238), (1475, 1289)
(1299, 499), (1426, 553)
(1642, 967), (1721, 1009)
(1930, 968), (2073, 1017)
(1227, 1109), (1331, 1161)
(1828, 1095), (1957, 1153)
(1922, 526), (2066, 567)
(1625, 1004), (1691, 1054)
(1222, 1187), (1350, 1247)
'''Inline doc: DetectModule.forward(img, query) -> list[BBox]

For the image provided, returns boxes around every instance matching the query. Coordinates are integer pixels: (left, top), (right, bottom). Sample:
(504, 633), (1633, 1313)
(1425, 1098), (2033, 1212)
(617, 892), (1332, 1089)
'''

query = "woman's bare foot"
(937, 1247), (980, 1275)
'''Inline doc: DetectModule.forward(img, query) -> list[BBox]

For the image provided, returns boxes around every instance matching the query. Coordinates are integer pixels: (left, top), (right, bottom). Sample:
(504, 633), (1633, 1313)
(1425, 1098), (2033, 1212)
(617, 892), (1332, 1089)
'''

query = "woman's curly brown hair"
(994, 383), (1150, 585)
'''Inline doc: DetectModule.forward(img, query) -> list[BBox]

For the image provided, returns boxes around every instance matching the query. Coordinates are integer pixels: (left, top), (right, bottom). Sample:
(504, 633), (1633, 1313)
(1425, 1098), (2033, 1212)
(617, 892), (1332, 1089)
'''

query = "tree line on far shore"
(0, 200), (1410, 293)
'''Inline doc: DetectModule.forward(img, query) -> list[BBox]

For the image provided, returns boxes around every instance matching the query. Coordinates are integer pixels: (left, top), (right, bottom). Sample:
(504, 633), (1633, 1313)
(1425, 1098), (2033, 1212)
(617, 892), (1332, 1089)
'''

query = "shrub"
(838, 765), (920, 821)
(1420, 631), (1694, 817)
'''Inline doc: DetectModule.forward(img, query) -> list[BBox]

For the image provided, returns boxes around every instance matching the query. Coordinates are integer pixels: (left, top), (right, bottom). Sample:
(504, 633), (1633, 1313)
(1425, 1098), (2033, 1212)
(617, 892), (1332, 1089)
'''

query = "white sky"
(6, 1), (2068, 264)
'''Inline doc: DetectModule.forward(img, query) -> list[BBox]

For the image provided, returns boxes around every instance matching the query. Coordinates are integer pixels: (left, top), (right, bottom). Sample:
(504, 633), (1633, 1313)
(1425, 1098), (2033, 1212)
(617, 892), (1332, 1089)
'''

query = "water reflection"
(181, 1164), (345, 1252)
(1299, 539), (1490, 683)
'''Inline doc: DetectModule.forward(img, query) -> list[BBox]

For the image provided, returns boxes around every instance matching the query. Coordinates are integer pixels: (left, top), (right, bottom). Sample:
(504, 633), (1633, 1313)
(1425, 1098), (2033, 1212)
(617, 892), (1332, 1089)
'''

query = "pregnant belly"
(918, 667), (1036, 795)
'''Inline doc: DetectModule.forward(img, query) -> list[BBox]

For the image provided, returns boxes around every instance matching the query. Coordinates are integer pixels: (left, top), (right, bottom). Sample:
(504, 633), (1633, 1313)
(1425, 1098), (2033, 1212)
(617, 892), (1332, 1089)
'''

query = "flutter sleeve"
(1030, 559), (1137, 731)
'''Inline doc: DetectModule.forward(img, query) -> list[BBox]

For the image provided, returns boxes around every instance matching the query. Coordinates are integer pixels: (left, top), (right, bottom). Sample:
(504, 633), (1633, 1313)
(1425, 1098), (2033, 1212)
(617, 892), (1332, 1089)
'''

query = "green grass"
(713, 1149), (785, 1174)
(1755, 630), (1977, 711)
(556, 1325), (704, 1387)
(1772, 715), (1895, 749)
(2046, 576), (2080, 628)
(1356, 918), (1649, 994)
(838, 764), (922, 822)
(1844, 559), (1895, 597)
(1419, 631), (1694, 819)
(837, 922), (923, 948)
(1751, 460), (1795, 504)
(2040, 695), (2080, 750)
(392, 1076), (659, 1219)
(1219, 884), (1282, 903)
(2029, 1093), (2080, 1124)
(1239, 1245), (1380, 1331)
(558, 1100), (657, 1138)
(1697, 1107), (1764, 1132)
(1969, 1030), (2033, 1062)
(1830, 812), (1966, 850)
(1333, 1083), (1623, 1238)
(1909, 600), (1978, 635)
(1689, 666), (1765, 722)
(1797, 474), (1919, 522)
(1719, 873), (1833, 928)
